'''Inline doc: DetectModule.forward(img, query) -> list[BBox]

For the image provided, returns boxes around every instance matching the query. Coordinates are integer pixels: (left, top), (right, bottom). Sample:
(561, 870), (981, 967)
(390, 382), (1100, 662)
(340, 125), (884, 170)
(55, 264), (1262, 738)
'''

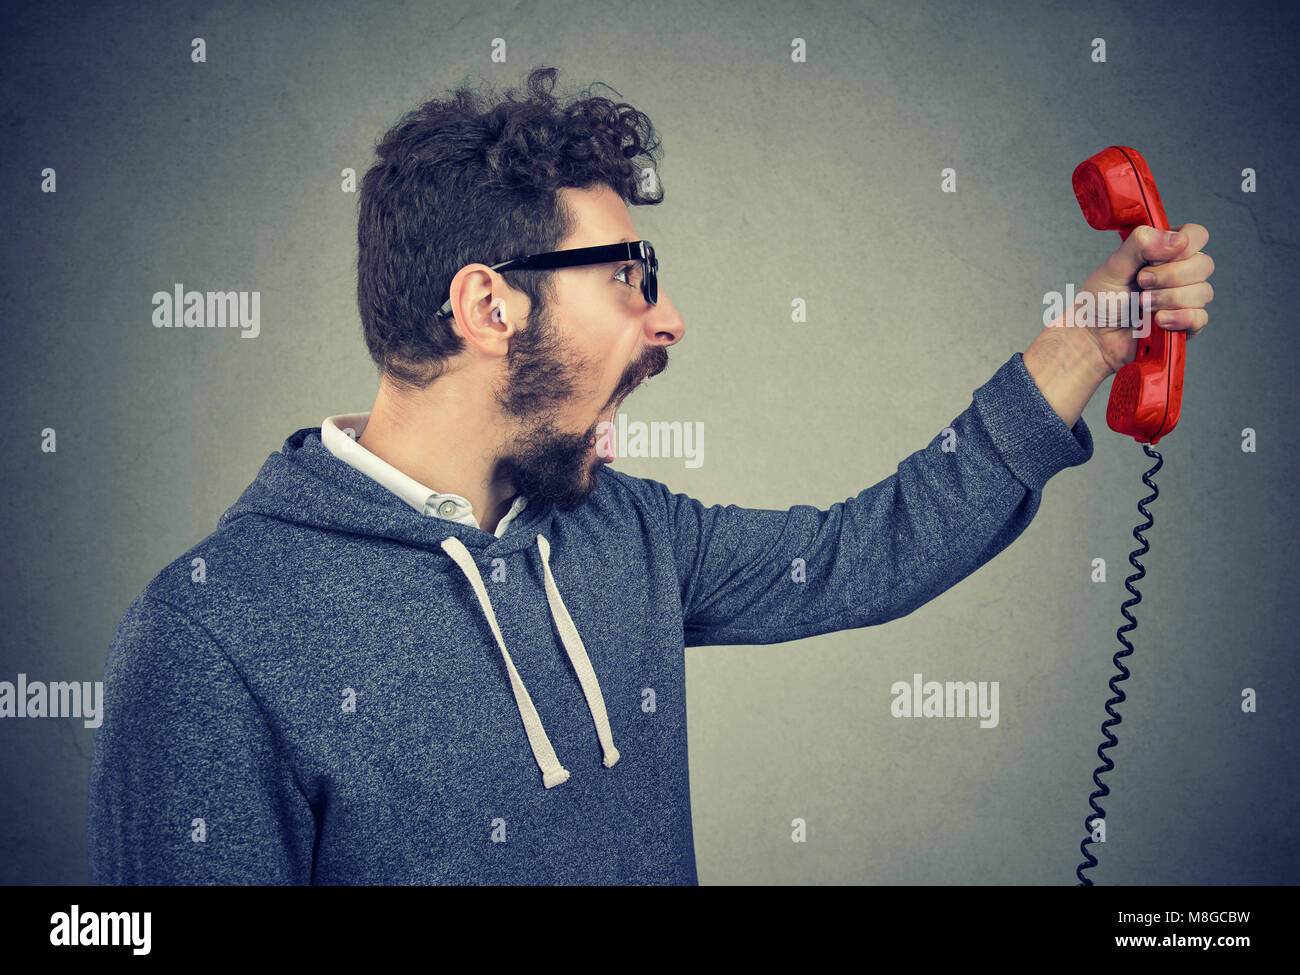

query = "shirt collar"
(320, 412), (528, 538)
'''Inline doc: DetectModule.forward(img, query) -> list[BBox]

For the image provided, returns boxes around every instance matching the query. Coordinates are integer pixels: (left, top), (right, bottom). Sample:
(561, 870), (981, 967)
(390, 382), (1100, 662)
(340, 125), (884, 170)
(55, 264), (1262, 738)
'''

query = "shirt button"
(437, 500), (458, 517)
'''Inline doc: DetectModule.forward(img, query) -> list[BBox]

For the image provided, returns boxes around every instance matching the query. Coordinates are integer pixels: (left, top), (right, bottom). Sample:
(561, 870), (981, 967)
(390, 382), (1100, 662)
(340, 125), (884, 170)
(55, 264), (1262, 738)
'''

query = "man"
(88, 67), (1213, 884)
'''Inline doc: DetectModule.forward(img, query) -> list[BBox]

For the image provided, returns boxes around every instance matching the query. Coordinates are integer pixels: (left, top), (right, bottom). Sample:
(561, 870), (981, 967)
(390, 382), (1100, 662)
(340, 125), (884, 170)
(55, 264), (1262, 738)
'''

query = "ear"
(445, 265), (513, 355)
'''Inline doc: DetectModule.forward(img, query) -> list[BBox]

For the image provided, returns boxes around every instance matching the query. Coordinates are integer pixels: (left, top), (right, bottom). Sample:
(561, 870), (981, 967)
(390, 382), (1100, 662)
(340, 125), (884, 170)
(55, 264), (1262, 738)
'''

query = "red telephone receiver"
(1071, 146), (1185, 445)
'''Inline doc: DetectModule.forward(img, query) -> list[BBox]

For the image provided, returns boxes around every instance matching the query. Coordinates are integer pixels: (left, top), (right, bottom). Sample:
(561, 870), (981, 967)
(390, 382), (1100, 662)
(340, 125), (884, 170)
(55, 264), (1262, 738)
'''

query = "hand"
(1075, 223), (1214, 376)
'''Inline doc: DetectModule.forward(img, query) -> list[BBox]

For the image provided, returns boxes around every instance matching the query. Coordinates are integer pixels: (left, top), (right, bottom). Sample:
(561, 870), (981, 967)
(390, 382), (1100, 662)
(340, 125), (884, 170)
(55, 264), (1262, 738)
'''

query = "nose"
(645, 289), (685, 347)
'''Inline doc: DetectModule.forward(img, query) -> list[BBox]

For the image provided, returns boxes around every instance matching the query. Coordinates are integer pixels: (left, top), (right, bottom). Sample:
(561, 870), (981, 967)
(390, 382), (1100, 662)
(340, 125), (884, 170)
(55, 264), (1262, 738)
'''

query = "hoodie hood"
(218, 427), (556, 557)
(217, 426), (619, 789)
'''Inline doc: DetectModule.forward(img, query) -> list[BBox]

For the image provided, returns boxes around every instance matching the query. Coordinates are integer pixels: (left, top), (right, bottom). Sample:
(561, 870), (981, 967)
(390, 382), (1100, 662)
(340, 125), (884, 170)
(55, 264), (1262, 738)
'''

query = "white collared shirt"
(320, 412), (528, 539)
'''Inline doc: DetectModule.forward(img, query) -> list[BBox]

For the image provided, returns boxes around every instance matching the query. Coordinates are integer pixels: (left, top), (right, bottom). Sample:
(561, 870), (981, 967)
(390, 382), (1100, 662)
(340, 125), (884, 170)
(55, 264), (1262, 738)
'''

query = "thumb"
(1102, 224), (1185, 285)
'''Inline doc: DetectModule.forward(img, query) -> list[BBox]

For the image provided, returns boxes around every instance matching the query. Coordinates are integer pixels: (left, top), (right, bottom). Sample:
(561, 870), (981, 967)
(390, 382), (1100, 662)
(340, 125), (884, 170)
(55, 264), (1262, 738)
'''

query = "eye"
(613, 262), (640, 288)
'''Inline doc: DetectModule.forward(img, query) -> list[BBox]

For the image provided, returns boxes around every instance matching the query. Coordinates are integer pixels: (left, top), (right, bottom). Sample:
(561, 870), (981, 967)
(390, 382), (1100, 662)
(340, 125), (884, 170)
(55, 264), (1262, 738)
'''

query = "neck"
(357, 370), (517, 535)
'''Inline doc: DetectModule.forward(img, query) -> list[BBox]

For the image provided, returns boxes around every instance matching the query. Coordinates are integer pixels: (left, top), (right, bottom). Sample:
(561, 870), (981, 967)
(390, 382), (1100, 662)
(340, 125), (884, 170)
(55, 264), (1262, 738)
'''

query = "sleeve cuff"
(971, 352), (1094, 492)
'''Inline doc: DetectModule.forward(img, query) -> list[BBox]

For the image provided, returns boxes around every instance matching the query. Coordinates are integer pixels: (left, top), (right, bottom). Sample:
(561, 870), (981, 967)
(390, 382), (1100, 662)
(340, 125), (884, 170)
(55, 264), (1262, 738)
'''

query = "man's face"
(491, 185), (685, 510)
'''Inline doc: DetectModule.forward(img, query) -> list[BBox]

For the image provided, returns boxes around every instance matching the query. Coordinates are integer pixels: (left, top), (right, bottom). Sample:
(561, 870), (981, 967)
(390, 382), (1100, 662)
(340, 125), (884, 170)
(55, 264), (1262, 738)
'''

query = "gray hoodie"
(87, 351), (1092, 884)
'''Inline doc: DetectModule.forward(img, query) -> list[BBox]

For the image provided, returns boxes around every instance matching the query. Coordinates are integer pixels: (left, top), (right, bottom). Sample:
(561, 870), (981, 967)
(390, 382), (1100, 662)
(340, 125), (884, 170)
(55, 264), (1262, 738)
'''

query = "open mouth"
(602, 387), (631, 430)
(608, 375), (643, 419)
(595, 380), (640, 461)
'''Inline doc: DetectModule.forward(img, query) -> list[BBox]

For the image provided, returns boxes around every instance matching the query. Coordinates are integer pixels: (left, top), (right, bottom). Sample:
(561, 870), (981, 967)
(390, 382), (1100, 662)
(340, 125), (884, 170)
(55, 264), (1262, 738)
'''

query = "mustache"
(620, 347), (669, 398)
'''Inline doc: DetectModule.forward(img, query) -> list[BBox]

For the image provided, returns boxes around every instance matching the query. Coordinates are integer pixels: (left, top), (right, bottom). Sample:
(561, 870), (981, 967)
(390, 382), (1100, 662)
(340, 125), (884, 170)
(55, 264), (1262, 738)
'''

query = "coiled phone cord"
(1076, 443), (1163, 886)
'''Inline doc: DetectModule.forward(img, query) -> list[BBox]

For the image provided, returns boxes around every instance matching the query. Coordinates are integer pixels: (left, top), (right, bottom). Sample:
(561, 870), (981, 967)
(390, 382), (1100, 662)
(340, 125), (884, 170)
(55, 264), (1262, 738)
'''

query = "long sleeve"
(642, 353), (1094, 647)
(87, 593), (316, 884)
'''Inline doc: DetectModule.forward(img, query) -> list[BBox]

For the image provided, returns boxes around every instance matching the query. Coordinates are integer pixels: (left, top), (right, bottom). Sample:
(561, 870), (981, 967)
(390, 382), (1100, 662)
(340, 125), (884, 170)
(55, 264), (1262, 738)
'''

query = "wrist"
(1023, 323), (1111, 428)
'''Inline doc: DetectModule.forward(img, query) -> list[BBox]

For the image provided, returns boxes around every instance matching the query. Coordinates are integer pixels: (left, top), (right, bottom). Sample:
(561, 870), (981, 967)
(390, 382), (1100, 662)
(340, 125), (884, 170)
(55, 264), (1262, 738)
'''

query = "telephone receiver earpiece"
(1071, 146), (1185, 445)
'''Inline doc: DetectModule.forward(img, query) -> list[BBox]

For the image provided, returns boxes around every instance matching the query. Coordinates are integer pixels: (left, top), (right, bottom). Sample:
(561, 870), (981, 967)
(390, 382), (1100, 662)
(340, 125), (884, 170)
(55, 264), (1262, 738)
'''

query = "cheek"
(588, 334), (629, 392)
(613, 326), (643, 376)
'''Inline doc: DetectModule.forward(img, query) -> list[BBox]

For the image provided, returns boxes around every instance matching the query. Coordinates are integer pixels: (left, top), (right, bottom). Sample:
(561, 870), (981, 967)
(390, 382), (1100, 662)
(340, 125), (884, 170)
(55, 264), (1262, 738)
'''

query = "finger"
(1139, 281), (1215, 312)
(1138, 251), (1215, 289)
(1153, 307), (1209, 333)
(1169, 222), (1209, 256)
(1102, 224), (1188, 283)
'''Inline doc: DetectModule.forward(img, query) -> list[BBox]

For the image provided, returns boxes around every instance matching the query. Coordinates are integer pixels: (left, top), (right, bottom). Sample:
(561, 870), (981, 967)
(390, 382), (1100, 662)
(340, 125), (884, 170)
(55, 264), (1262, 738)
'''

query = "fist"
(1077, 223), (1214, 376)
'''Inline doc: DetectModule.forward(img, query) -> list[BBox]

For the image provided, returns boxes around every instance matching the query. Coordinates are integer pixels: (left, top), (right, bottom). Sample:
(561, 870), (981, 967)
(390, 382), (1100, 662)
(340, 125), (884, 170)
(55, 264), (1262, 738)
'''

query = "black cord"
(1076, 442), (1163, 886)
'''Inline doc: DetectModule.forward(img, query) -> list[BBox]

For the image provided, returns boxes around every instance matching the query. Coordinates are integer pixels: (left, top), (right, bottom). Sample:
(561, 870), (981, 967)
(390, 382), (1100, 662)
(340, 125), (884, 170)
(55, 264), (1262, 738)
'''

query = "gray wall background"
(3, 0), (1297, 884)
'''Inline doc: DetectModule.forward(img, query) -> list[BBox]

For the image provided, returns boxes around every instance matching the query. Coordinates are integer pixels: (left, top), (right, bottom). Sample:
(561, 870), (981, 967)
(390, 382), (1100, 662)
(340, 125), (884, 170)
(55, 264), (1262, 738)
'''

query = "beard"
(492, 417), (602, 512)
(490, 296), (667, 511)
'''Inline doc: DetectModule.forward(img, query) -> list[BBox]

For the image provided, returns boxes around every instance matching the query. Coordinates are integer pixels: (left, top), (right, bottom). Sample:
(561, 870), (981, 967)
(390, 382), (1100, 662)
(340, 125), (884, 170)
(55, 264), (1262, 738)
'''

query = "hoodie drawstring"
(440, 533), (619, 789)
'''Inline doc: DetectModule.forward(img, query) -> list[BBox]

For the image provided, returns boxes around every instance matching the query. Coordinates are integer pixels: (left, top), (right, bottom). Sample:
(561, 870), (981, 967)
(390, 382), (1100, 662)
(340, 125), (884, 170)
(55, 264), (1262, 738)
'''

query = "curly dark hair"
(355, 66), (665, 392)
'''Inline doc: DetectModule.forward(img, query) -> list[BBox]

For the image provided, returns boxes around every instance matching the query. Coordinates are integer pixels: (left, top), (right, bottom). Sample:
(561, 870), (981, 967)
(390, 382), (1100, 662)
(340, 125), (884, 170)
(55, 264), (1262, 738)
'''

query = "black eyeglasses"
(436, 240), (657, 321)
